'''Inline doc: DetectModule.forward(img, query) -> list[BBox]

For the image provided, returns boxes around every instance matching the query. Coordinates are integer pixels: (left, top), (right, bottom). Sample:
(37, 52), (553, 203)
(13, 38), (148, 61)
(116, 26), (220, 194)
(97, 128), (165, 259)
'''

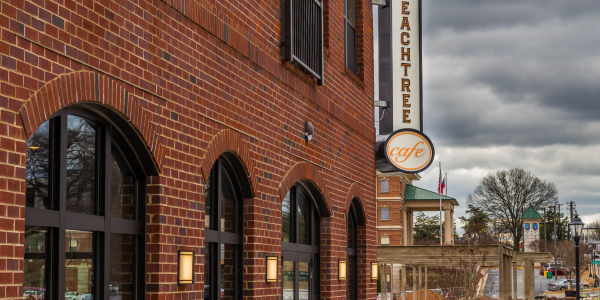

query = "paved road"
(483, 269), (561, 298)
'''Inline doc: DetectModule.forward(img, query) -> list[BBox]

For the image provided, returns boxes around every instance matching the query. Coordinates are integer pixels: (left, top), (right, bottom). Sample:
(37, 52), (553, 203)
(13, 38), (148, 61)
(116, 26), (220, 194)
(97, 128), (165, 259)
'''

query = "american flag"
(438, 169), (446, 194)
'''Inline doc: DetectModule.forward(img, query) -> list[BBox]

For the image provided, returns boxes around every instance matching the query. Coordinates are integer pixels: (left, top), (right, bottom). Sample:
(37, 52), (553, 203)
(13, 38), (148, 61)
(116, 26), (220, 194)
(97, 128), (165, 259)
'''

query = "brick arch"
(200, 129), (257, 198)
(278, 162), (332, 217)
(345, 182), (368, 225)
(18, 71), (163, 172)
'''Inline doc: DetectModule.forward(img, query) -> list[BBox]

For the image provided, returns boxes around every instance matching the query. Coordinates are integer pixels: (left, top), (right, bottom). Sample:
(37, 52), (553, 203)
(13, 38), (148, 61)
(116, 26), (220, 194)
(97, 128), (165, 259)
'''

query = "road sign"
(547, 272), (553, 279)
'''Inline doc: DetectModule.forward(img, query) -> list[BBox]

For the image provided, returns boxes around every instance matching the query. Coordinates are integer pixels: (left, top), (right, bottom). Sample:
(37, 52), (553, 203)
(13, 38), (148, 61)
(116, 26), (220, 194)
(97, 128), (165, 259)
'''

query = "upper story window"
(24, 106), (151, 300)
(344, 0), (357, 74)
(380, 179), (389, 193)
(282, 0), (324, 85)
(381, 208), (390, 220)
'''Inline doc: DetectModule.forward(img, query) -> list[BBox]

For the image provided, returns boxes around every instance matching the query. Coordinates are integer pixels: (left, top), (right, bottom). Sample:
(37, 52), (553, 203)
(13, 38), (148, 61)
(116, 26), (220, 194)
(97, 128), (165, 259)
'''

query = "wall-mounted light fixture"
(371, 262), (378, 280)
(266, 256), (278, 283)
(178, 250), (195, 285)
(304, 121), (314, 142)
(338, 260), (347, 280)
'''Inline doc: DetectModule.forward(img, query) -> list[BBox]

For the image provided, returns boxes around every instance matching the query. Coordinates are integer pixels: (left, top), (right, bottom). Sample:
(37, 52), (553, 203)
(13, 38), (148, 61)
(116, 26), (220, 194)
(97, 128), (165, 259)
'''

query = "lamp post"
(568, 213), (584, 300)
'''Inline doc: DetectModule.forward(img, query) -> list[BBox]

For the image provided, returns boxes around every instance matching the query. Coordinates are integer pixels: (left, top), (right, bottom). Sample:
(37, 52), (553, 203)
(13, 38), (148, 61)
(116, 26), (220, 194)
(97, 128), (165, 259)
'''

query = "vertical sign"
(392, 0), (422, 131)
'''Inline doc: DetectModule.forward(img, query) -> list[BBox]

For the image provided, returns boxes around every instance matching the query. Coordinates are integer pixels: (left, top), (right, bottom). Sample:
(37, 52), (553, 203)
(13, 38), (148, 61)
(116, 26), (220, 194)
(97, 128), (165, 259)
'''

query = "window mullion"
(103, 126), (112, 299)
(292, 187), (297, 243)
(57, 111), (68, 300)
(216, 160), (222, 234)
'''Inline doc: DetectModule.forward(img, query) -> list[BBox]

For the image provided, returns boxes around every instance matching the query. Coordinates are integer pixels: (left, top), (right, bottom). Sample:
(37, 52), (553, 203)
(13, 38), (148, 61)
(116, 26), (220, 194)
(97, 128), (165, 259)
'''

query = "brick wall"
(376, 175), (406, 247)
(0, 0), (376, 299)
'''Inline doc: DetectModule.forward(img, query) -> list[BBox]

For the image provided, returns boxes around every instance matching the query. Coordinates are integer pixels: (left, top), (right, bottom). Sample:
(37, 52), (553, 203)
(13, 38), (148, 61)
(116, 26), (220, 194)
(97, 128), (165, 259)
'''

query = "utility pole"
(569, 201), (574, 220)
(543, 207), (546, 252)
(554, 205), (557, 251)
(567, 201), (575, 239)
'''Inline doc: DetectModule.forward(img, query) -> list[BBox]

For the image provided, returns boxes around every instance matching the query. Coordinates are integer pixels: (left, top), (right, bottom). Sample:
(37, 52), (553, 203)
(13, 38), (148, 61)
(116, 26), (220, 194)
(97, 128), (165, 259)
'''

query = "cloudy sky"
(415, 1), (600, 225)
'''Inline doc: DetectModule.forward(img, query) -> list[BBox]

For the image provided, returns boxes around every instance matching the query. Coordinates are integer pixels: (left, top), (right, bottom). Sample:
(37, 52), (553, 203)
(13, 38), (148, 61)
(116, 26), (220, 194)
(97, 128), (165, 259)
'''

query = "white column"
(403, 209), (408, 246)
(444, 209), (453, 245)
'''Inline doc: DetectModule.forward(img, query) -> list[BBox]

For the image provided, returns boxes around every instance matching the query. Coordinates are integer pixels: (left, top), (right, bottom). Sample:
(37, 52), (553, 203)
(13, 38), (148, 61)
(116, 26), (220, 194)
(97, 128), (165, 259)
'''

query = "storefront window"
(347, 202), (359, 300)
(281, 184), (322, 300)
(24, 107), (148, 300)
(66, 115), (97, 215)
(110, 234), (136, 299)
(204, 157), (243, 300)
(26, 121), (52, 209)
(24, 227), (49, 299)
(65, 230), (95, 297)
(282, 192), (292, 243)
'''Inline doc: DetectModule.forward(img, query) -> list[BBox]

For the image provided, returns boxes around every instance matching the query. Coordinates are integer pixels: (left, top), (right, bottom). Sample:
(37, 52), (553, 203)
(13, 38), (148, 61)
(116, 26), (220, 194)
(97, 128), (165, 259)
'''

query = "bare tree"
(434, 246), (491, 300)
(467, 168), (558, 251)
(530, 239), (592, 282)
(585, 220), (600, 241)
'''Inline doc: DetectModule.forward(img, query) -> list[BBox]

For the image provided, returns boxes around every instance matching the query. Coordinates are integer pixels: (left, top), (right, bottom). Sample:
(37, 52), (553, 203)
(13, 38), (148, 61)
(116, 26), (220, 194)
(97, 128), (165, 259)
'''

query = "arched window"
(281, 184), (321, 300)
(347, 203), (358, 300)
(24, 106), (152, 300)
(204, 157), (243, 300)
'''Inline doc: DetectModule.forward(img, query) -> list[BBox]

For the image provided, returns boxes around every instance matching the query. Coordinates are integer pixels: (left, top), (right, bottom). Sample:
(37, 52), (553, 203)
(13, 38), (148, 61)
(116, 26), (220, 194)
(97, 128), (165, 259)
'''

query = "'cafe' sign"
(375, 0), (435, 174)
(378, 129), (434, 174)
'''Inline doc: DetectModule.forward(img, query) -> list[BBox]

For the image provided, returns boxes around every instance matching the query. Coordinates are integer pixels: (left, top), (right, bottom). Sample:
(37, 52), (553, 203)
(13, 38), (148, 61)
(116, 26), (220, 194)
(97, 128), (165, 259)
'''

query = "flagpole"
(439, 162), (442, 245)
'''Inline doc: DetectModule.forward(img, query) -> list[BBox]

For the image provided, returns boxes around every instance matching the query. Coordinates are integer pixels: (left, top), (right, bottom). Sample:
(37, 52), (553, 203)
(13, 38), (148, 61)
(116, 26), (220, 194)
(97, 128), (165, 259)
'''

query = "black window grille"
(283, 0), (324, 85)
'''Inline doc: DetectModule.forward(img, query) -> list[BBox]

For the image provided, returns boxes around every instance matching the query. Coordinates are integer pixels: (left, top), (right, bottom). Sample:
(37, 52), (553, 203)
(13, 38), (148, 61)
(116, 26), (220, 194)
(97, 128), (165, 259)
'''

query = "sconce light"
(178, 250), (195, 285)
(266, 256), (278, 283)
(304, 121), (314, 142)
(338, 260), (347, 280)
(371, 262), (379, 280)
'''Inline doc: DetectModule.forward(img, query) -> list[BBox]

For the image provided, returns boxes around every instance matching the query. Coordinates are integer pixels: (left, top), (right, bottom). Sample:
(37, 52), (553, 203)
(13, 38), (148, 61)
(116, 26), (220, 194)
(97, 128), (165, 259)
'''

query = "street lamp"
(569, 213), (585, 300)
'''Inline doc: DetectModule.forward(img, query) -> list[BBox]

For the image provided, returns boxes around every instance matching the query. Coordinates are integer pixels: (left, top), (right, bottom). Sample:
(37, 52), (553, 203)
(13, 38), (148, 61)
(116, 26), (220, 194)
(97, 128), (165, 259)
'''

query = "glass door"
(282, 251), (314, 300)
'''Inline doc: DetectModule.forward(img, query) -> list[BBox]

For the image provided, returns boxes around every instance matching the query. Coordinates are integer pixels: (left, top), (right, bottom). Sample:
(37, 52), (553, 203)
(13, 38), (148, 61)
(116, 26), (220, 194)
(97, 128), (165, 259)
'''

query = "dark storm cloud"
(410, 1), (600, 223)
(421, 0), (600, 147)
(424, 1), (600, 34)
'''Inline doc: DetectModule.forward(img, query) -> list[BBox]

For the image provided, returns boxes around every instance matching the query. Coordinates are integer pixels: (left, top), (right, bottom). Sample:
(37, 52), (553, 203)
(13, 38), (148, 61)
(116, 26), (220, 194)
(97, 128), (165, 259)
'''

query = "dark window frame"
(24, 107), (147, 300)
(204, 158), (244, 300)
(281, 185), (321, 300)
(347, 203), (358, 300)
(344, 0), (357, 74)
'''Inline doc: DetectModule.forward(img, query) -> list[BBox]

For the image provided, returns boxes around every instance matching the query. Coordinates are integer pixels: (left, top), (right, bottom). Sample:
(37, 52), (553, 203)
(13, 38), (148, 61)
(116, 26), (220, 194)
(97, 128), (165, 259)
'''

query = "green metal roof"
(522, 206), (543, 219)
(404, 184), (456, 201)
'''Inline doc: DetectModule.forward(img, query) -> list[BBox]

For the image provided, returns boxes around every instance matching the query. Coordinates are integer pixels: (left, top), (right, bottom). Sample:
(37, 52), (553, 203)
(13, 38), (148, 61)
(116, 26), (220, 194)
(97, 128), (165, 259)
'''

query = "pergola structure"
(377, 245), (553, 300)
(402, 185), (459, 245)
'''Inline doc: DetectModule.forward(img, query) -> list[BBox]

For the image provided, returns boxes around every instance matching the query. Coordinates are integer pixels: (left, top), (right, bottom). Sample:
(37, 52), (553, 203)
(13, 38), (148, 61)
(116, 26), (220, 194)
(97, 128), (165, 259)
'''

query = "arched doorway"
(281, 182), (326, 300)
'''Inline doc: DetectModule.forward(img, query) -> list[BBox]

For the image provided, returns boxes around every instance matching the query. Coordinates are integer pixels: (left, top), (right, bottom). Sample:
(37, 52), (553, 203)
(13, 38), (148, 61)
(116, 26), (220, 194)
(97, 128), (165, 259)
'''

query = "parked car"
(539, 267), (569, 276)
(547, 279), (589, 291)
(23, 289), (45, 300)
(569, 279), (590, 289)
(77, 293), (92, 300)
(65, 292), (80, 300)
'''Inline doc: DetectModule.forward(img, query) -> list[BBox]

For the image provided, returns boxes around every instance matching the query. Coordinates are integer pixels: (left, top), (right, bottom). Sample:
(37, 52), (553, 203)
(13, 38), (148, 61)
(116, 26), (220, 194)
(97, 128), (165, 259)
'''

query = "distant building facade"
(523, 206), (543, 252)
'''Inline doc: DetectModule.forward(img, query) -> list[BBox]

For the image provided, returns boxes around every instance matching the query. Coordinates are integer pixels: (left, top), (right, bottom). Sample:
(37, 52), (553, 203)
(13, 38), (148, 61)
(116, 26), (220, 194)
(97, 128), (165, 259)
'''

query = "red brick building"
(0, 0), (377, 299)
